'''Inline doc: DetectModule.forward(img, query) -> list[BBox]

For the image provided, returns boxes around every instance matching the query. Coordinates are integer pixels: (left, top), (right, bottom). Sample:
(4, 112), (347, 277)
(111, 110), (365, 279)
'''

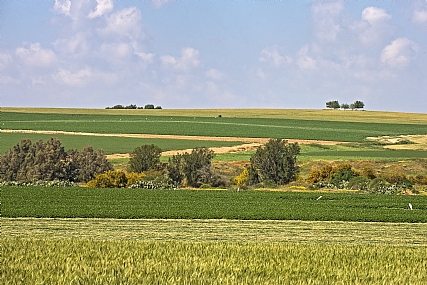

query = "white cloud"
(380, 37), (419, 68)
(161, 47), (200, 71)
(297, 45), (317, 70)
(0, 52), (13, 68)
(88, 0), (113, 19)
(352, 6), (393, 46)
(259, 45), (292, 67)
(412, 9), (427, 24)
(53, 33), (88, 55)
(53, 0), (71, 16)
(362, 7), (391, 24)
(100, 42), (133, 59)
(15, 43), (58, 68)
(54, 67), (117, 86)
(99, 7), (143, 39)
(312, 1), (344, 42)
(205, 69), (224, 80)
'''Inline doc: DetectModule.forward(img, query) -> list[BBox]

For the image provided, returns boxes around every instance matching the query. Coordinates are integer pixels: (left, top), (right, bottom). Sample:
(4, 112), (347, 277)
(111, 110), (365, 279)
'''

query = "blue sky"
(1, 0), (426, 112)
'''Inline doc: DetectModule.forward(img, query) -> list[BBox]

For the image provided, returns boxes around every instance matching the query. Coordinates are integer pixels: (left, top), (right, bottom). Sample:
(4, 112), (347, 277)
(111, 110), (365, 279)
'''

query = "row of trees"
(105, 104), (162, 109)
(326, 100), (364, 110)
(1, 137), (301, 188)
(125, 139), (300, 188)
(0, 138), (112, 182)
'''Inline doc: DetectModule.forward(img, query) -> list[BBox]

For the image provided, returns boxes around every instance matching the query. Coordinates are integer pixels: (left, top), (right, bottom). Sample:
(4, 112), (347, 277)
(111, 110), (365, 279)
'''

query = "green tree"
(67, 146), (113, 182)
(128, 144), (162, 173)
(352, 100), (365, 110)
(248, 139), (300, 186)
(144, 104), (155, 109)
(181, 147), (215, 187)
(326, 101), (340, 109)
(166, 154), (184, 185)
(341, 103), (350, 110)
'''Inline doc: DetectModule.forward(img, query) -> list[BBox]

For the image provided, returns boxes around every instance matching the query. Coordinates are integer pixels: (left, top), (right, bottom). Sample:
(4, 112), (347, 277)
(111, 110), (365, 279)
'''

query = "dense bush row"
(0, 138), (112, 183)
(0, 180), (77, 187)
(306, 163), (418, 194)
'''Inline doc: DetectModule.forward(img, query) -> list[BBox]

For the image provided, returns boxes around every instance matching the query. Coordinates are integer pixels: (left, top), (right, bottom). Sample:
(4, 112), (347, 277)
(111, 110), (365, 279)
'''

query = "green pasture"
(3, 187), (426, 222)
(3, 111), (427, 143)
(213, 144), (427, 162)
(3, 107), (427, 124)
(0, 132), (243, 155)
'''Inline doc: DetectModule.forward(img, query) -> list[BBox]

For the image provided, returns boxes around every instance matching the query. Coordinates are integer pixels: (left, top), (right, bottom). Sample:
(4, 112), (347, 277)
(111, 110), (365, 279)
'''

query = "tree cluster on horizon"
(326, 100), (364, 110)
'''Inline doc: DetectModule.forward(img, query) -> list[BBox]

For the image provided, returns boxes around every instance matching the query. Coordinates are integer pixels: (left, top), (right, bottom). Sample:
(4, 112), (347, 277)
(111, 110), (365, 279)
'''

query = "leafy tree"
(166, 154), (184, 185)
(181, 147), (215, 187)
(248, 139), (300, 186)
(341, 103), (350, 110)
(326, 101), (340, 109)
(128, 144), (162, 173)
(0, 138), (70, 182)
(352, 100), (365, 110)
(144, 104), (155, 109)
(67, 146), (113, 182)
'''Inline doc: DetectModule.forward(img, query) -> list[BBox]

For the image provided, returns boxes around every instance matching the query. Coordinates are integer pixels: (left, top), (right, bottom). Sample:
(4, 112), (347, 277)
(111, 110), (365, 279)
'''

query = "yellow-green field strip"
(3, 218), (427, 246)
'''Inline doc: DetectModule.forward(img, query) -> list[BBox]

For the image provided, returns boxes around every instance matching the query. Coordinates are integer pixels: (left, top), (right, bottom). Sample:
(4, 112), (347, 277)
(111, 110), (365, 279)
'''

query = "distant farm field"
(2, 110), (427, 143)
(0, 132), (244, 155)
(3, 186), (426, 222)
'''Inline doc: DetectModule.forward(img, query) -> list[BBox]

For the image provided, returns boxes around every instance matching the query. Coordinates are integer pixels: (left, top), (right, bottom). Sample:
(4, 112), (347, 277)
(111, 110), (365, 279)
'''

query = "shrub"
(347, 176), (370, 191)
(87, 170), (128, 188)
(234, 169), (249, 187)
(128, 176), (175, 189)
(329, 166), (355, 187)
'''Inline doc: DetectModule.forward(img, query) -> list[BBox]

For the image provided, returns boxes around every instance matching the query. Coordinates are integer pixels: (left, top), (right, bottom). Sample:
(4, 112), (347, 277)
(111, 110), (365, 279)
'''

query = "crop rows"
(3, 186), (426, 222)
(3, 112), (427, 143)
(3, 238), (426, 284)
(0, 132), (243, 155)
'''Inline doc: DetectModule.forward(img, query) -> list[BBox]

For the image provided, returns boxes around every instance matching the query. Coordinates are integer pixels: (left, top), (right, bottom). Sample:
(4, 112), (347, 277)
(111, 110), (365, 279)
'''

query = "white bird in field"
(409, 203), (413, 210)
(316, 196), (323, 200)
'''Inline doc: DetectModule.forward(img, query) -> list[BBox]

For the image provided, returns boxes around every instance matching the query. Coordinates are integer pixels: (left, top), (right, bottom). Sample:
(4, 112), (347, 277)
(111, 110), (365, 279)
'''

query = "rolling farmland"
(2, 108), (427, 284)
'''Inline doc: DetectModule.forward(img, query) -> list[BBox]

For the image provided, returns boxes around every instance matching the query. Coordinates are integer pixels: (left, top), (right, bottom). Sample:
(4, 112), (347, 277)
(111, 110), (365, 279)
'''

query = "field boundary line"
(1, 129), (344, 145)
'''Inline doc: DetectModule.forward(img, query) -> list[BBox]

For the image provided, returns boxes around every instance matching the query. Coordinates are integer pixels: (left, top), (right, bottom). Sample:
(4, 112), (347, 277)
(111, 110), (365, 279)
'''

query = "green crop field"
(2, 108), (427, 284)
(2, 111), (427, 143)
(0, 132), (244, 155)
(3, 186), (426, 222)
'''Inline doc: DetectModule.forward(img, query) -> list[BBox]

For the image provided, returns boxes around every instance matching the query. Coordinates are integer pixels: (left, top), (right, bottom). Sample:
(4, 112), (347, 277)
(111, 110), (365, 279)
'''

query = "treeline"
(0, 138), (301, 190)
(105, 104), (162, 109)
(0, 138), (112, 183)
(326, 100), (364, 110)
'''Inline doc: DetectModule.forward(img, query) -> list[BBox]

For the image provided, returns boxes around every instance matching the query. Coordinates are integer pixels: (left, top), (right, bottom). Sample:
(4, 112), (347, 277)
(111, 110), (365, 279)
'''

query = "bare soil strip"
(1, 129), (343, 158)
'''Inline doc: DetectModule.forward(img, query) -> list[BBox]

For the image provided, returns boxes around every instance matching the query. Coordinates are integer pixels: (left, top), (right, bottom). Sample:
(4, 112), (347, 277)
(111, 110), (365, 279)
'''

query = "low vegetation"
(3, 187), (426, 222)
(3, 238), (426, 285)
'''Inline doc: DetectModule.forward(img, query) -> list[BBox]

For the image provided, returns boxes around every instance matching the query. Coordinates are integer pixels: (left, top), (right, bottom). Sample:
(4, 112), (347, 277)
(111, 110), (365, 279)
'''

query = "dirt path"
(1, 129), (343, 159)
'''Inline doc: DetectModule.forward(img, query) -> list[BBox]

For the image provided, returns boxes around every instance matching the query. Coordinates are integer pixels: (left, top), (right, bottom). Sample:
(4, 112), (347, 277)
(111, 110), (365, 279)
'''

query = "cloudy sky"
(1, 0), (426, 112)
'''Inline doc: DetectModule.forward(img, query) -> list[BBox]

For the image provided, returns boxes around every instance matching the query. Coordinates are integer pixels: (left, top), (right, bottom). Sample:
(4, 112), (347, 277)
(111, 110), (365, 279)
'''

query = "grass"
(3, 237), (426, 284)
(4, 218), (427, 245)
(3, 187), (427, 222)
(2, 107), (427, 124)
(3, 111), (427, 143)
(0, 132), (244, 155)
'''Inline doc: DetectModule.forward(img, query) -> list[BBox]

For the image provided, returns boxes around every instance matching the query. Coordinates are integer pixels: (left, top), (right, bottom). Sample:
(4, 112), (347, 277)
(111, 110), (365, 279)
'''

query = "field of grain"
(3, 219), (427, 284)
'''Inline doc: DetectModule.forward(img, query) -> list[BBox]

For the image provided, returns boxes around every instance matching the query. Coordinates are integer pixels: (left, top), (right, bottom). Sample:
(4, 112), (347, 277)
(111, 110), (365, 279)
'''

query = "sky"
(1, 0), (426, 113)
